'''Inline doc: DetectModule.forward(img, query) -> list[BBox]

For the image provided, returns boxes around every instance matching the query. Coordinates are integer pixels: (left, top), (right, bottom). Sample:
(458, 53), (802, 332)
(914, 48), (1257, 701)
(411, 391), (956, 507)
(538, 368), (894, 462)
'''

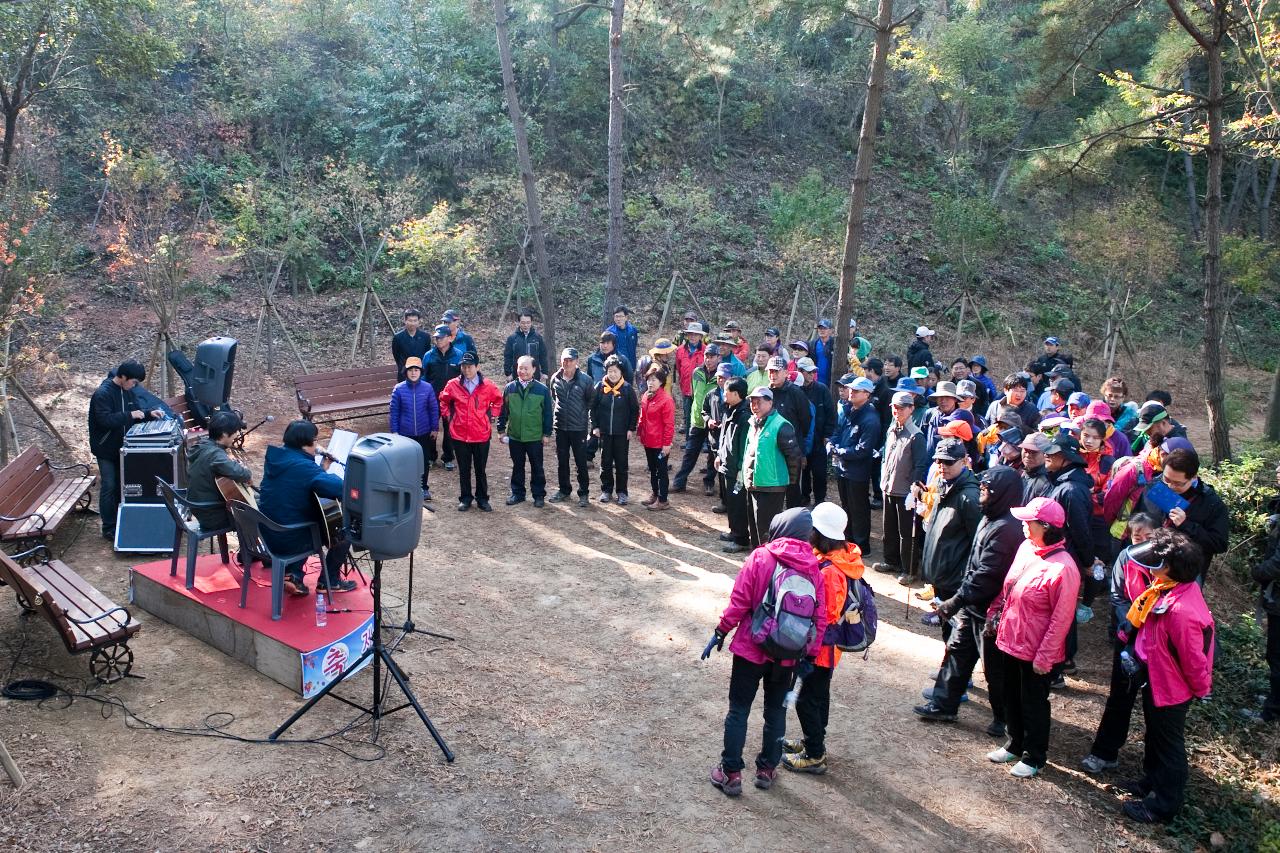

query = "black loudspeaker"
(342, 434), (423, 561)
(191, 336), (237, 408)
(115, 504), (177, 553)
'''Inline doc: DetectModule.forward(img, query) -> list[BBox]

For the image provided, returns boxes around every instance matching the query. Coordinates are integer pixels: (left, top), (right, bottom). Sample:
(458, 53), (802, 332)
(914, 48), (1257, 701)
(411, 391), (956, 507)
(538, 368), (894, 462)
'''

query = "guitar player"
(186, 410), (254, 540)
(258, 420), (356, 596)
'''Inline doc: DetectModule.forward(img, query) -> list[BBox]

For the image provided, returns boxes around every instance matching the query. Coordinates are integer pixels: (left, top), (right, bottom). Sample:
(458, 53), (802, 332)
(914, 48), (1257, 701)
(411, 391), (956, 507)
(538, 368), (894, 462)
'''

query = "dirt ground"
(0, 366), (1214, 853)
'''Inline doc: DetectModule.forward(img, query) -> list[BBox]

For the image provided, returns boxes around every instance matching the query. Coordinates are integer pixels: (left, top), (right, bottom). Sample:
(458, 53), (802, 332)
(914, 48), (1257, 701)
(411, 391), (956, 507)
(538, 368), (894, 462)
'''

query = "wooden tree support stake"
(0, 739), (23, 788)
(10, 377), (72, 451)
(784, 281), (802, 345)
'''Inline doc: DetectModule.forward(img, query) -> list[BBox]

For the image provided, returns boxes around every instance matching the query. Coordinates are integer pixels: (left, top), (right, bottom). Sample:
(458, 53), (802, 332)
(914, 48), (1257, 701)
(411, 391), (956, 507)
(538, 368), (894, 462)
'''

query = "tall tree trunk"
(832, 0), (894, 392)
(0, 107), (18, 189)
(493, 0), (557, 356)
(1262, 158), (1278, 240)
(1201, 24), (1231, 461)
(602, 0), (625, 326)
(1266, 359), (1280, 442)
(1181, 72), (1201, 240)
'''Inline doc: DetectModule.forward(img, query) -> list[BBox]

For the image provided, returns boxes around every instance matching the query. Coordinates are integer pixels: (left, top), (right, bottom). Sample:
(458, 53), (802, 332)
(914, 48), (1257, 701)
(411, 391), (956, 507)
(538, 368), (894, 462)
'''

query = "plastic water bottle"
(1119, 648), (1140, 676)
(783, 678), (804, 709)
(1091, 560), (1106, 582)
(315, 592), (328, 628)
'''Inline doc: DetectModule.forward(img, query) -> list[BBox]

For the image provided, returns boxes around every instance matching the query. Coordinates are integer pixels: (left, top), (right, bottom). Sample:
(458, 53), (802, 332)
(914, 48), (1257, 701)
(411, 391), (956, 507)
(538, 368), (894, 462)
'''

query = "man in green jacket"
(742, 386), (803, 547)
(497, 355), (553, 507)
(673, 344), (723, 495)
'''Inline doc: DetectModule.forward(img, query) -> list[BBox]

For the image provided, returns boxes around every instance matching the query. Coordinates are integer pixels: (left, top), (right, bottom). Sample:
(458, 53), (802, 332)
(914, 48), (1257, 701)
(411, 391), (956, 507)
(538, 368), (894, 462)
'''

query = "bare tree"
(493, 0), (557, 354)
(603, 0), (624, 326)
(832, 0), (917, 391)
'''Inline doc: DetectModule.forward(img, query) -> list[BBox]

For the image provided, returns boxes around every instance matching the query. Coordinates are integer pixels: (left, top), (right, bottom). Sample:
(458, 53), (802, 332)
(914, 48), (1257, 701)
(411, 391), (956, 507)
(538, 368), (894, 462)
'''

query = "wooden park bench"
(0, 547), (141, 683)
(163, 394), (201, 431)
(0, 447), (95, 552)
(294, 365), (398, 424)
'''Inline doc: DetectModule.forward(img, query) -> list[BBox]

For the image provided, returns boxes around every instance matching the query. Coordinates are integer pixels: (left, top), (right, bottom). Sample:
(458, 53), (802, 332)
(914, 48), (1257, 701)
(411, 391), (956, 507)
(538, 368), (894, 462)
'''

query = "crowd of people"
(85, 301), (1280, 828)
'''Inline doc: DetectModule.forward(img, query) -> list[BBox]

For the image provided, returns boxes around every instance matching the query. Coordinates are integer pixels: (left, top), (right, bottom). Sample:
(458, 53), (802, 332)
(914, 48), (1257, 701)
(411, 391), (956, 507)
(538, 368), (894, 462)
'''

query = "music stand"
(269, 558), (455, 761)
(385, 551), (454, 641)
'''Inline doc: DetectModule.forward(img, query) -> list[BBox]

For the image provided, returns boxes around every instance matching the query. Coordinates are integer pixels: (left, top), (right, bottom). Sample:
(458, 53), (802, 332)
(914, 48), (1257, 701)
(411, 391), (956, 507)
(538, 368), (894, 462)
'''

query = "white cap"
(915, 325), (936, 338)
(811, 502), (848, 541)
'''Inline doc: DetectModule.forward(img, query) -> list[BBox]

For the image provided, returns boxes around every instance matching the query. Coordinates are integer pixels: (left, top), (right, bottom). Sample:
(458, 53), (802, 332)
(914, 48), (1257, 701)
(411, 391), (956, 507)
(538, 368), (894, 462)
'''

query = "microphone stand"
(386, 551), (454, 642)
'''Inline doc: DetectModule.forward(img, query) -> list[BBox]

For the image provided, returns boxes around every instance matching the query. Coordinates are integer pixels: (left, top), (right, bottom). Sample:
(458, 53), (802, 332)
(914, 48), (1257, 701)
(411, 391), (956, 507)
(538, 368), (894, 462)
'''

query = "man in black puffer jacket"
(1044, 433), (1096, 675)
(919, 438), (982, 623)
(915, 465), (1024, 727)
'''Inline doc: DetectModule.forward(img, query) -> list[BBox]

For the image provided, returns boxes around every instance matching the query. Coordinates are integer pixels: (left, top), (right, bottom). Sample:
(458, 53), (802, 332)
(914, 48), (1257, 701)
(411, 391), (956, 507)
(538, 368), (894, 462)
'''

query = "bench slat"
(33, 561), (138, 650)
(294, 365), (398, 385)
(3, 477), (93, 537)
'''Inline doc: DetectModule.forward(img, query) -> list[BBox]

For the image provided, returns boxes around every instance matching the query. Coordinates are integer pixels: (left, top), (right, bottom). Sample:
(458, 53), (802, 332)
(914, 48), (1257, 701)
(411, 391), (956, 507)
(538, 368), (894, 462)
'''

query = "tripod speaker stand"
(269, 557), (455, 761)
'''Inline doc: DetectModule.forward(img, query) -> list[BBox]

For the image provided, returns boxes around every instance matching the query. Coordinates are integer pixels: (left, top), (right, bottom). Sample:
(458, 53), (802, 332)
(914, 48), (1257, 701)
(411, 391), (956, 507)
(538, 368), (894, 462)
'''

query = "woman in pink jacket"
(703, 507), (826, 798)
(1123, 528), (1214, 824)
(985, 496), (1080, 778)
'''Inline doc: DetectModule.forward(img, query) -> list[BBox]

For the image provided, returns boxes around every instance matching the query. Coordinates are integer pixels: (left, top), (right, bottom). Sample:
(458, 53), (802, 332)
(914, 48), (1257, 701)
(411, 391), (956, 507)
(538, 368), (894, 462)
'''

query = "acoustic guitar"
(313, 495), (344, 549)
(216, 476), (257, 508)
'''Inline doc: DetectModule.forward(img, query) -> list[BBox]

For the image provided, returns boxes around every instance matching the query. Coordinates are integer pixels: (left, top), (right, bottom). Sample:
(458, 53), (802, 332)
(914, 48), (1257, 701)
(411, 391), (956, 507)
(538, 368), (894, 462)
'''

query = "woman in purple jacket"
(703, 507), (826, 797)
(389, 357), (440, 501)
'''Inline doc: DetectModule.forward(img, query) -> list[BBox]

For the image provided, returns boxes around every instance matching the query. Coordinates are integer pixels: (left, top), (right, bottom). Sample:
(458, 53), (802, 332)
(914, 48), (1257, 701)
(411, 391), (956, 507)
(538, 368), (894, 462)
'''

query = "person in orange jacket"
(781, 501), (866, 775)
(437, 351), (504, 512)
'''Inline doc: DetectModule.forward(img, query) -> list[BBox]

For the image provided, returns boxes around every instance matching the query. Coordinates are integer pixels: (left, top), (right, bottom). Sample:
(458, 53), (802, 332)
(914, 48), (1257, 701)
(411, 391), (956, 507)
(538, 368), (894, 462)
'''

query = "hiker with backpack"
(703, 507), (827, 797)
(914, 465), (1023, 735)
(781, 502), (873, 775)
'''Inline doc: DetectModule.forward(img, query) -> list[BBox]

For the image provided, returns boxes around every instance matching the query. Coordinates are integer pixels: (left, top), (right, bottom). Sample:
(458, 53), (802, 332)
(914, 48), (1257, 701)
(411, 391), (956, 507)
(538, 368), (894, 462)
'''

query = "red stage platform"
(129, 553), (375, 698)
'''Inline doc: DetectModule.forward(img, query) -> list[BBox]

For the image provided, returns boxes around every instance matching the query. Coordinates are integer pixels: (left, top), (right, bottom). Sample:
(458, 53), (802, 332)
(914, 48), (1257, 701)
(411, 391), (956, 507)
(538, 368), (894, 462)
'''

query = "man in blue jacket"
(389, 357), (440, 502)
(605, 305), (639, 367)
(829, 375), (882, 553)
(257, 420), (354, 596)
(423, 324), (462, 470)
(441, 309), (478, 360)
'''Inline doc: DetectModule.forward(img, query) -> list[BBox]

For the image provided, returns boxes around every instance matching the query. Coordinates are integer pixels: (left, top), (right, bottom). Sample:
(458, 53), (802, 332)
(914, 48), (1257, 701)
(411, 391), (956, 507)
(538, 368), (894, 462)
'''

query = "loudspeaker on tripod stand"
(343, 433), (423, 560)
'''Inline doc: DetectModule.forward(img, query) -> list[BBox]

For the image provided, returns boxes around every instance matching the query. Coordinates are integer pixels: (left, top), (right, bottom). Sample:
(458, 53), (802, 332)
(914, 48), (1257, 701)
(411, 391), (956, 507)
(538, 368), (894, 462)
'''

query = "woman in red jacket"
(985, 496), (1080, 778)
(637, 365), (675, 510)
(1123, 528), (1214, 824)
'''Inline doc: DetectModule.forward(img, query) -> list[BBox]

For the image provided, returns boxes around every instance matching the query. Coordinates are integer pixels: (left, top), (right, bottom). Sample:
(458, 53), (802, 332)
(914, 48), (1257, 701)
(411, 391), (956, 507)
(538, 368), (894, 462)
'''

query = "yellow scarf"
(1126, 577), (1178, 629)
(602, 377), (625, 396)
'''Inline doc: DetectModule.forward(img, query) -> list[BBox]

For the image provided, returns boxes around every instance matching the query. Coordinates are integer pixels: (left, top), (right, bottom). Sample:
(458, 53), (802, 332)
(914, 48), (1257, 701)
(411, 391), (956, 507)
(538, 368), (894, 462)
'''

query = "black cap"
(1044, 433), (1085, 464)
(1051, 378), (1074, 395)
(459, 351), (480, 366)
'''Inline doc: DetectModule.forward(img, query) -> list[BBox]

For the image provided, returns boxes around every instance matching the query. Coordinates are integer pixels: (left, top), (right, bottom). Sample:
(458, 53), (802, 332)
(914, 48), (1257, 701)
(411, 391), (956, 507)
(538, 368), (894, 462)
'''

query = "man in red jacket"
(438, 351), (504, 512)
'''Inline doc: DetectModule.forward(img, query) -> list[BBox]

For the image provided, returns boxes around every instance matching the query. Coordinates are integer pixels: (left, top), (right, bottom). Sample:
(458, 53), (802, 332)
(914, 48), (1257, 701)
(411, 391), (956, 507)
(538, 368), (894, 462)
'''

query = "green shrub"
(1203, 447), (1279, 581)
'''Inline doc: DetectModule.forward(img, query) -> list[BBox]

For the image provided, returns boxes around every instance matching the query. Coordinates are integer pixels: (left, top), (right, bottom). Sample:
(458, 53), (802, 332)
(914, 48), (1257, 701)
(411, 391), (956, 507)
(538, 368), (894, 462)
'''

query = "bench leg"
(89, 643), (133, 684)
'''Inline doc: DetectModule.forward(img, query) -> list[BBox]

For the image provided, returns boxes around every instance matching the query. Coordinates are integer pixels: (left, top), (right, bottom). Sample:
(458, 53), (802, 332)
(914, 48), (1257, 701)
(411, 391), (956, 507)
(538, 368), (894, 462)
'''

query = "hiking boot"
(719, 532), (737, 542)
(1009, 761), (1039, 778)
(709, 764), (742, 797)
(1081, 754), (1119, 775)
(648, 500), (671, 511)
(915, 584), (936, 601)
(317, 578), (357, 593)
(443, 461), (456, 471)
(422, 488), (432, 502)
(703, 483), (716, 496)
(920, 612), (941, 626)
(506, 494), (525, 506)
(1122, 800), (1163, 824)
(987, 747), (1019, 764)
(711, 504), (727, 514)
(1118, 778), (1150, 798)
(754, 765), (777, 789)
(283, 577), (309, 596)
(722, 542), (746, 554)
(1075, 604), (1094, 624)
(477, 500), (493, 512)
(1060, 659), (1078, 675)
(599, 492), (612, 503)
(533, 498), (545, 508)
(616, 493), (629, 506)
(549, 492), (569, 503)
(985, 720), (1007, 739)
(1049, 673), (1067, 691)
(670, 483), (687, 494)
(782, 751), (827, 774)
(640, 493), (658, 506)
(870, 496), (884, 510)
(913, 703), (957, 722)
(780, 737), (804, 755)
(457, 501), (471, 512)
(872, 562), (898, 574)
(578, 494), (589, 508)
(897, 573), (917, 586)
